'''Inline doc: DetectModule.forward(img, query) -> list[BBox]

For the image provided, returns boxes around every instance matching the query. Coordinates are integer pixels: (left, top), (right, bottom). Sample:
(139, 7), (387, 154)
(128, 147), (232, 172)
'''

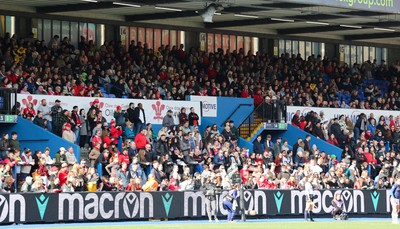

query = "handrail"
(220, 103), (252, 126)
(238, 100), (287, 139)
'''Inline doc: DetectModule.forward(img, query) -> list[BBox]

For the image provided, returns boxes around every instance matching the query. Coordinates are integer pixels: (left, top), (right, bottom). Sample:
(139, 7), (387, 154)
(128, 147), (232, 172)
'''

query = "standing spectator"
(79, 109), (88, 147)
(291, 110), (301, 127)
(21, 148), (34, 183)
(71, 106), (82, 145)
(87, 98), (100, 118)
(162, 110), (175, 128)
(178, 107), (188, 126)
(22, 102), (36, 120)
(51, 99), (63, 136)
(110, 120), (123, 145)
(253, 135), (263, 155)
(9, 131), (21, 152)
(0, 133), (10, 159)
(113, 106), (126, 127)
(229, 120), (239, 140)
(188, 107), (200, 131)
(126, 103), (135, 124)
(89, 142), (101, 167)
(133, 103), (146, 135)
(264, 134), (274, 153)
(37, 99), (52, 132)
(135, 128), (149, 151)
(62, 123), (75, 143)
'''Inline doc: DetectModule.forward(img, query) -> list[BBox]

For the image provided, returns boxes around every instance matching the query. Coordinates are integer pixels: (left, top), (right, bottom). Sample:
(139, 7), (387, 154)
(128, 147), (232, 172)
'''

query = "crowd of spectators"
(0, 33), (400, 110)
(0, 32), (400, 194)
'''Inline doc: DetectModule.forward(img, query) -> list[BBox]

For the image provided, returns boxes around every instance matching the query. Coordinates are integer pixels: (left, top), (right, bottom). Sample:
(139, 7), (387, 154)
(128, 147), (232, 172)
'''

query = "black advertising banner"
(0, 189), (392, 224)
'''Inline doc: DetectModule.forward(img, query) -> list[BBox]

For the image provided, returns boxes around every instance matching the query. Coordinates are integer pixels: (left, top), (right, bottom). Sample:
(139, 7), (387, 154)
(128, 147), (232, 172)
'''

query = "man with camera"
(202, 177), (220, 222)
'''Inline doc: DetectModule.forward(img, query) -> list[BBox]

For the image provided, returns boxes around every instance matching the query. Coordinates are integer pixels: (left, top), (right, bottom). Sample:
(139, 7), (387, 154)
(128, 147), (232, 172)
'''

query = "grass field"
(22, 220), (399, 229)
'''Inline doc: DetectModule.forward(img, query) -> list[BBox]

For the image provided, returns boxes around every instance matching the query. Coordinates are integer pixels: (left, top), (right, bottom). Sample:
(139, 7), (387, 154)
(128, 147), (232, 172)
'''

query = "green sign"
(0, 115), (17, 123)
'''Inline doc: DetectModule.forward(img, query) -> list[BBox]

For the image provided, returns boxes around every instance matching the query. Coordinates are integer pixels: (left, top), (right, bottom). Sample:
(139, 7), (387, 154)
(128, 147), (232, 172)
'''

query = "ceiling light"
(234, 14), (259, 19)
(155, 6), (182, 12)
(374, 27), (395, 32)
(82, 0), (98, 2)
(271, 18), (294, 22)
(340, 24), (362, 29)
(306, 21), (329, 25)
(113, 2), (141, 7)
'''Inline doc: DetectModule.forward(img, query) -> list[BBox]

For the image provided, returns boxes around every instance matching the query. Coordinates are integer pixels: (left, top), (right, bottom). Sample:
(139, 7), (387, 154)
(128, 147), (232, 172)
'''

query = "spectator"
(51, 99), (63, 136)
(178, 107), (188, 126)
(65, 147), (77, 167)
(133, 103), (146, 135)
(113, 106), (126, 127)
(162, 110), (175, 128)
(33, 111), (47, 129)
(62, 123), (75, 143)
(188, 107), (199, 131)
(9, 131), (21, 152)
(54, 147), (67, 169)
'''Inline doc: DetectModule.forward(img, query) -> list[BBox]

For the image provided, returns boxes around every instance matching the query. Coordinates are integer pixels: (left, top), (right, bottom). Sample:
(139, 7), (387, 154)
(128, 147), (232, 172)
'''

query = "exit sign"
(0, 115), (17, 123)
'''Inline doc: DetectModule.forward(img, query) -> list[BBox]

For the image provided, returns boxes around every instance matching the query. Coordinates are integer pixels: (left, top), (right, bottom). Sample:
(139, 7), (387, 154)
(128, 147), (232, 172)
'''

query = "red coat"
(134, 133), (149, 149)
(364, 152), (377, 164)
(110, 126), (123, 145)
(254, 93), (263, 107)
(92, 135), (103, 147)
(58, 170), (68, 187)
(118, 153), (130, 165)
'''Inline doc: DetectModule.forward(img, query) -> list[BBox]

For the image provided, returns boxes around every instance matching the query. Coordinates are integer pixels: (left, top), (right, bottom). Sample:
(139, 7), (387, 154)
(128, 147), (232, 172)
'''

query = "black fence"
(0, 88), (17, 115)
(239, 100), (287, 138)
(0, 189), (391, 224)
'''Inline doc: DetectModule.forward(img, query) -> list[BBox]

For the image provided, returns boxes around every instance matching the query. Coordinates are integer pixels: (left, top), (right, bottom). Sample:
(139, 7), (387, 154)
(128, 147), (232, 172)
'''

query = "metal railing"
(238, 99), (287, 139)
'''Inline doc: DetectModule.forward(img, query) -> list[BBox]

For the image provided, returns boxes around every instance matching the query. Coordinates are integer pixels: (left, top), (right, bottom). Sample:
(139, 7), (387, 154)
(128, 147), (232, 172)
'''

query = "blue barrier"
(0, 117), (80, 160)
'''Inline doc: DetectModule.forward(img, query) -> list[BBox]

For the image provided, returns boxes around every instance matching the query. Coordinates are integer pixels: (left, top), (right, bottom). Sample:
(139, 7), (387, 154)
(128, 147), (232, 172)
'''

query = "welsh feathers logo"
(152, 101), (165, 120)
(274, 191), (284, 214)
(22, 95), (38, 108)
(35, 194), (49, 220)
(162, 193), (174, 216)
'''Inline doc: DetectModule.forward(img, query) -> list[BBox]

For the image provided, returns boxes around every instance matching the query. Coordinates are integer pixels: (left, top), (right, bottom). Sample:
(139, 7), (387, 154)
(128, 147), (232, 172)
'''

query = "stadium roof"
(1, 0), (400, 46)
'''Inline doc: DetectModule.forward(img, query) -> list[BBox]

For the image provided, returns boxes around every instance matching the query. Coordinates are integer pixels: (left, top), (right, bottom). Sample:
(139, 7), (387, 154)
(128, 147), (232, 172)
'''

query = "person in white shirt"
(37, 99), (52, 132)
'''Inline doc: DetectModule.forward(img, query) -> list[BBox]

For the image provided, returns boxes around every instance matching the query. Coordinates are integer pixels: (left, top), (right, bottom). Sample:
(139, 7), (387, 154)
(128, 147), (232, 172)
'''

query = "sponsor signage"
(190, 96), (217, 117)
(286, 106), (400, 124)
(0, 190), (391, 224)
(17, 94), (201, 125)
(287, 0), (399, 14)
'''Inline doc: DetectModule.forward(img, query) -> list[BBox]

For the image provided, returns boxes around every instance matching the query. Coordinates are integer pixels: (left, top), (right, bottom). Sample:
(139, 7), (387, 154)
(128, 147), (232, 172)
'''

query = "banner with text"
(189, 96), (217, 117)
(17, 94), (201, 125)
(0, 189), (391, 224)
(286, 106), (400, 124)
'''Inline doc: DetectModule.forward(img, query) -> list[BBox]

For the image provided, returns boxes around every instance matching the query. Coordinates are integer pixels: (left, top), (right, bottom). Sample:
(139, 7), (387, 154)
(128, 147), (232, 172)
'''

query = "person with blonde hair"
(142, 174), (158, 192)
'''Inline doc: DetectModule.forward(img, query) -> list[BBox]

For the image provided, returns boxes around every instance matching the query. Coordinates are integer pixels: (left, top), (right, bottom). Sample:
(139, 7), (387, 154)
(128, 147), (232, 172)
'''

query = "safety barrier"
(0, 189), (391, 224)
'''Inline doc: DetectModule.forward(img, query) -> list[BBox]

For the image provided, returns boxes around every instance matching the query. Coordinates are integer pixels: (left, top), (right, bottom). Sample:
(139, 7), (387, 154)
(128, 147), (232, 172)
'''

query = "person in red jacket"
(118, 148), (130, 165)
(92, 129), (103, 148)
(364, 148), (377, 164)
(253, 89), (264, 107)
(58, 163), (69, 187)
(110, 119), (122, 145)
(135, 128), (149, 150)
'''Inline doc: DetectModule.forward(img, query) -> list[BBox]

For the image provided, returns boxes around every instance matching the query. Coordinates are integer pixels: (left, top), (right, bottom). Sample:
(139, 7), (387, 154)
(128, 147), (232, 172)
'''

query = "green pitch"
(31, 221), (398, 229)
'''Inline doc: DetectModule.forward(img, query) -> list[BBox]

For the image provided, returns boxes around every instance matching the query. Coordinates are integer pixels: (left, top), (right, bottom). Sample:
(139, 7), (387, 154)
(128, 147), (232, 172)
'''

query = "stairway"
(239, 113), (264, 141)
